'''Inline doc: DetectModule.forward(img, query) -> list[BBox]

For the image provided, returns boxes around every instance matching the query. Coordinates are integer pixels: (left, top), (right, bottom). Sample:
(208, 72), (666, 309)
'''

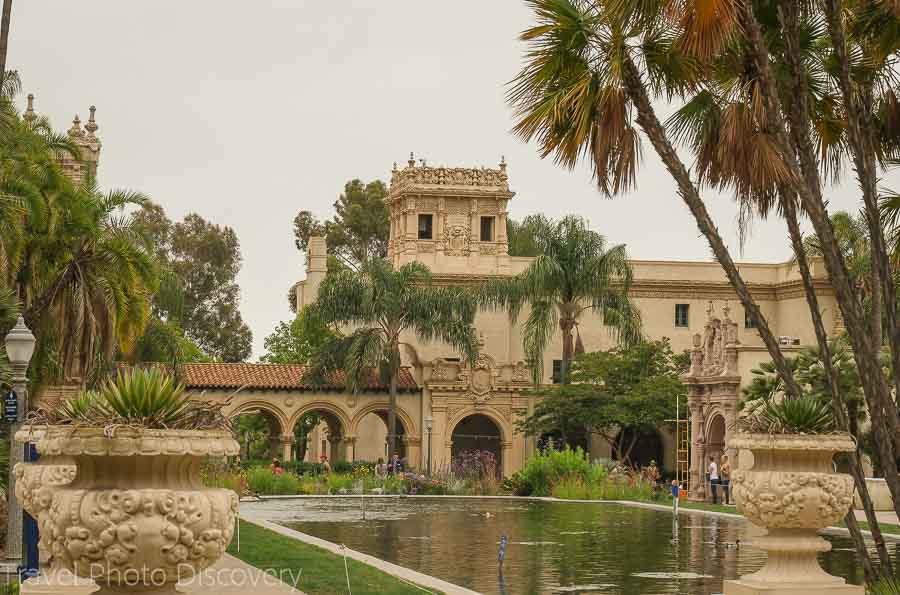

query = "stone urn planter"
(12, 427), (95, 594)
(725, 433), (862, 595)
(37, 426), (240, 594)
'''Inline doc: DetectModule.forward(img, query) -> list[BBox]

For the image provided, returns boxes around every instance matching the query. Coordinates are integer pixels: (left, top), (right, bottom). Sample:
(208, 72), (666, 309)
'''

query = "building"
(36, 129), (839, 484)
(288, 156), (839, 479)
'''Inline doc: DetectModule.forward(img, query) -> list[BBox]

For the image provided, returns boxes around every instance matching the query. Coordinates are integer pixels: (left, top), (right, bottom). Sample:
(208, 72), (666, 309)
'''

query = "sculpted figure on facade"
(443, 225), (471, 256)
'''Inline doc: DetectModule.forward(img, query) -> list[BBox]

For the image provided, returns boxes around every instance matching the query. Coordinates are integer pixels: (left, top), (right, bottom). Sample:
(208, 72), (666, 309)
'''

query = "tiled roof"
(165, 363), (417, 392)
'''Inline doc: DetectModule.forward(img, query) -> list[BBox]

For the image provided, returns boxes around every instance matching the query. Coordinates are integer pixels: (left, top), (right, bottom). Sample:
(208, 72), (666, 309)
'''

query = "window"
(418, 214), (433, 240)
(552, 359), (562, 384)
(480, 216), (495, 242)
(745, 310), (758, 329)
(675, 304), (690, 327)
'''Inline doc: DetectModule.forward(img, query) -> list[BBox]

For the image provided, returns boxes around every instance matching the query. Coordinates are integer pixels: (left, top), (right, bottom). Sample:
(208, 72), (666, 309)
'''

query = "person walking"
(720, 455), (732, 505)
(708, 456), (720, 504)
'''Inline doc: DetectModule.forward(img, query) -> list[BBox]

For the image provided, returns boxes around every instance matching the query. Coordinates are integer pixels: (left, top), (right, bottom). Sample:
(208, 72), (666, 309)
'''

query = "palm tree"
(23, 184), (157, 382)
(305, 259), (479, 458)
(508, 0), (804, 397)
(0, 0), (12, 83)
(481, 215), (641, 384)
(508, 0), (900, 577)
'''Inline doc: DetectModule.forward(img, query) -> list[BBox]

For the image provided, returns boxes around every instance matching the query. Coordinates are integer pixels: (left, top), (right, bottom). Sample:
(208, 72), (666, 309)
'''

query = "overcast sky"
(9, 1), (895, 358)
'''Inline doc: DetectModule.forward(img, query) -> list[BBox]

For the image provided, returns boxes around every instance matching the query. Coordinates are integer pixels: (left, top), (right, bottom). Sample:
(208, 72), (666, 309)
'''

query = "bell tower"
(25, 95), (103, 185)
(386, 154), (515, 276)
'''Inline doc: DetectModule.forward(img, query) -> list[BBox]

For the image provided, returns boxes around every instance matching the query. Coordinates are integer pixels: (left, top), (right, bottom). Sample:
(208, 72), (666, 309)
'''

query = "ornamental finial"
(68, 115), (83, 138)
(499, 155), (507, 171)
(23, 93), (35, 123)
(85, 105), (98, 136)
(408, 152), (416, 168)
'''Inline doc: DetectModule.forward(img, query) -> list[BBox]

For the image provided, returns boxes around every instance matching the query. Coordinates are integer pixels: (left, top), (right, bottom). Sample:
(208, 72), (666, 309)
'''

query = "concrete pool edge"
(240, 516), (480, 595)
(240, 493), (900, 543)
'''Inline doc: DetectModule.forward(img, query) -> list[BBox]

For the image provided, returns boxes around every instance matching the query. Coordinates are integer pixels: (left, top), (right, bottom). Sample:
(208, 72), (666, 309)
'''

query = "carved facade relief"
(443, 225), (471, 256)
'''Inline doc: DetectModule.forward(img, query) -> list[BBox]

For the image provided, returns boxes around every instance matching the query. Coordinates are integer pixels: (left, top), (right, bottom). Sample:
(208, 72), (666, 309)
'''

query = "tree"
(305, 259), (479, 458)
(0, 0), (12, 83)
(481, 215), (641, 384)
(22, 185), (157, 381)
(509, 0), (900, 577)
(293, 179), (390, 271)
(260, 307), (337, 364)
(133, 204), (252, 362)
(506, 215), (544, 257)
(518, 340), (683, 467)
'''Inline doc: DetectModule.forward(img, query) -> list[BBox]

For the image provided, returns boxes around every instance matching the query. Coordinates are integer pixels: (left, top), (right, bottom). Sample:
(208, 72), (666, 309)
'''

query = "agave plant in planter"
(19, 368), (239, 595)
(725, 395), (860, 595)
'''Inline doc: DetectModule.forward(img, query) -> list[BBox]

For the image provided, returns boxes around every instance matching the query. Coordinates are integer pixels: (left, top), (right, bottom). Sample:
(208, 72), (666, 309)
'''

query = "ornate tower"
(386, 154), (515, 275)
(25, 96), (103, 185)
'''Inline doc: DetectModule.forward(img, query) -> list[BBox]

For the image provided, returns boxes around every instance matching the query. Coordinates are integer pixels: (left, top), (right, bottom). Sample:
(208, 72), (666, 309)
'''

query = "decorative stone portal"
(451, 414), (503, 474)
(681, 302), (740, 501)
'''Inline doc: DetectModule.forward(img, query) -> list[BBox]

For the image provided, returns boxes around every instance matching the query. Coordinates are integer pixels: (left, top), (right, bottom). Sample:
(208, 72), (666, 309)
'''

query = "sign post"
(4, 390), (17, 423)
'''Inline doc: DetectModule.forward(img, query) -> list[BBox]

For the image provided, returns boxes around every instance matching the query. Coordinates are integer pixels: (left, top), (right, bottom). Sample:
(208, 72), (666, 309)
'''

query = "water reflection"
(242, 498), (876, 595)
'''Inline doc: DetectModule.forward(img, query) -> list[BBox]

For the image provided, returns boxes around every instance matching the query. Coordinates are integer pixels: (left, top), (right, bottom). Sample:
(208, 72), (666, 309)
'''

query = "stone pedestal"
(20, 572), (98, 594)
(724, 433), (862, 595)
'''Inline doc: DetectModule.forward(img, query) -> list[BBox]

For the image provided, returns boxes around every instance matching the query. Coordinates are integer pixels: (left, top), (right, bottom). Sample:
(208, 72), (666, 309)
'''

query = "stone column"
(404, 437), (421, 471)
(280, 436), (293, 463)
(689, 399), (706, 501)
(343, 435), (357, 462)
(501, 441), (513, 478)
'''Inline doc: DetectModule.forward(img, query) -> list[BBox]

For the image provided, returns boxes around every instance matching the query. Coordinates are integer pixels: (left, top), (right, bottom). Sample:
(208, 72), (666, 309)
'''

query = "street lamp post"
(5, 316), (36, 565)
(424, 415), (433, 476)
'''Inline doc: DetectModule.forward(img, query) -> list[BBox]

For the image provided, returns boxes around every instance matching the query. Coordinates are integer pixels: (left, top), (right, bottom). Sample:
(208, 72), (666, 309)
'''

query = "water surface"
(242, 497), (875, 594)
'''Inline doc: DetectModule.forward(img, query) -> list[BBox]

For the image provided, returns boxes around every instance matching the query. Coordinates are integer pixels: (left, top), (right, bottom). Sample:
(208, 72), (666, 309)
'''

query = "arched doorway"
(707, 415), (726, 464)
(451, 414), (502, 476)
(232, 408), (284, 463)
(355, 411), (407, 462)
(292, 407), (349, 464)
(612, 427), (663, 469)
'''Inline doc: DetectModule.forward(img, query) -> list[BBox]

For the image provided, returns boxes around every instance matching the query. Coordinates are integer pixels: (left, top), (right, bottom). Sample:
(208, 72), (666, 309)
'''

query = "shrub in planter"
(24, 368), (239, 594)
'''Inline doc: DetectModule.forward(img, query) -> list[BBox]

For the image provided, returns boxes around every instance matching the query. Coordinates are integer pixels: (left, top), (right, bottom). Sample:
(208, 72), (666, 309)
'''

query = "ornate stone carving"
(724, 432), (861, 595)
(511, 361), (530, 383)
(443, 225), (471, 256)
(391, 165), (509, 191)
(479, 243), (499, 255)
(417, 241), (436, 253)
(38, 427), (240, 594)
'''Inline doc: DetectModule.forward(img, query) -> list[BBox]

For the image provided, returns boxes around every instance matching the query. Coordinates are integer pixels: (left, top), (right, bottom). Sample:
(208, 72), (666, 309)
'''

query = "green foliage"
(260, 307), (338, 364)
(293, 179), (390, 272)
(513, 447), (595, 496)
(518, 340), (683, 466)
(96, 368), (190, 427)
(131, 317), (209, 365)
(740, 338), (877, 435)
(743, 395), (836, 434)
(506, 215), (544, 257)
(480, 214), (642, 384)
(48, 367), (229, 430)
(306, 258), (479, 458)
(133, 203), (252, 362)
(868, 577), (900, 594)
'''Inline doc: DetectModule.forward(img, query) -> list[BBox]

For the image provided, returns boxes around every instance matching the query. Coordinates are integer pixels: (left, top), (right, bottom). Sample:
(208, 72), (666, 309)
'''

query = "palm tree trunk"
(619, 55), (803, 398)
(782, 191), (888, 577)
(560, 316), (575, 385)
(387, 369), (398, 460)
(822, 0), (900, 404)
(742, 0), (900, 532)
(0, 0), (11, 81)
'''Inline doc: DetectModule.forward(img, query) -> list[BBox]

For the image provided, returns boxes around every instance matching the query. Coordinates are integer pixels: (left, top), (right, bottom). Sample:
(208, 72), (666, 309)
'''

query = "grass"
(228, 520), (443, 595)
(844, 519), (900, 536)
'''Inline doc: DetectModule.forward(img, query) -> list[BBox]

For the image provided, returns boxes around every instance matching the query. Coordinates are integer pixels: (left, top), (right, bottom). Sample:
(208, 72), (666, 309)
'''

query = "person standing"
(708, 456), (720, 504)
(670, 480), (680, 514)
(720, 455), (732, 505)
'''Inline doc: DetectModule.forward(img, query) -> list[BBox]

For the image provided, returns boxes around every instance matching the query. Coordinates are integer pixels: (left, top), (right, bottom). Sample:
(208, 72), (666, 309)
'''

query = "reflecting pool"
(241, 497), (875, 594)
